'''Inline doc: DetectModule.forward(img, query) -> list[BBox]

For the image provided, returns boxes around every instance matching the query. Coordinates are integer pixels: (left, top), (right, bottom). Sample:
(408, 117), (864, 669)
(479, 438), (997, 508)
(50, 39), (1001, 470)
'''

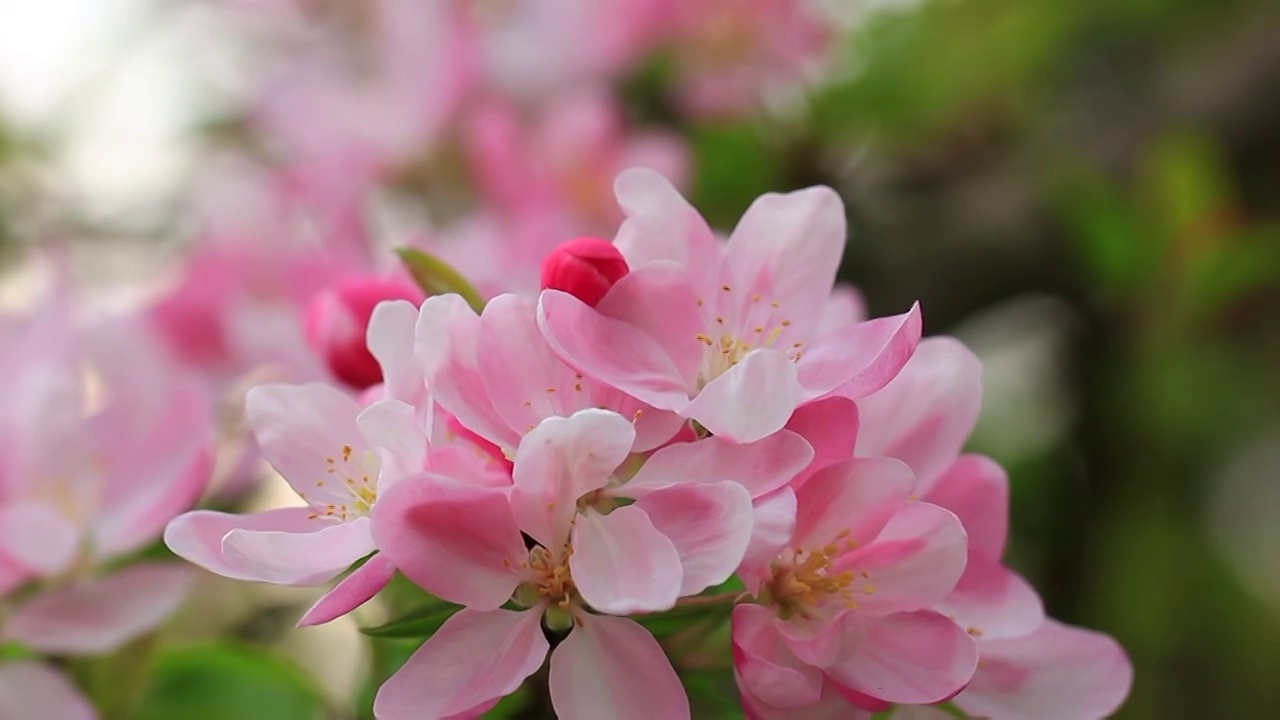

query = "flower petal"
(612, 167), (720, 288)
(537, 287), (694, 411)
(371, 473), (526, 610)
(838, 502), (969, 615)
(854, 337), (983, 494)
(375, 607), (548, 720)
(684, 350), (802, 443)
(221, 516), (375, 586)
(934, 555), (1044, 641)
(415, 293), (520, 450)
(724, 185), (846, 337)
(732, 603), (824, 709)
(738, 488), (798, 591)
(549, 613), (690, 720)
(5, 563), (193, 654)
(244, 382), (367, 503)
(164, 507), (338, 584)
(297, 551), (396, 627)
(823, 610), (978, 704)
(784, 396), (859, 488)
(357, 398), (426, 486)
(791, 457), (914, 552)
(0, 662), (95, 720)
(510, 409), (635, 551)
(923, 454), (1009, 559)
(570, 506), (682, 614)
(593, 264), (705, 390)
(802, 304), (923, 399)
(368, 299), (425, 405)
(956, 619), (1133, 720)
(627, 429), (813, 498)
(635, 482), (754, 595)
(0, 502), (79, 577)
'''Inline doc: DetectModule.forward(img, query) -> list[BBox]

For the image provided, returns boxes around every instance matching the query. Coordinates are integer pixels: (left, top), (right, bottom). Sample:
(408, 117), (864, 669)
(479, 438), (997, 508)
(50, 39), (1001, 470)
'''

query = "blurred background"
(1, 0), (1278, 718)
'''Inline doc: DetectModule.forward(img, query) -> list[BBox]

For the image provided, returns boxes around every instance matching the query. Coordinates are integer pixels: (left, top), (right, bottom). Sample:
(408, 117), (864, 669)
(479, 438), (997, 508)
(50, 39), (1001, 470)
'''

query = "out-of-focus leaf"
(77, 632), (159, 720)
(1184, 226), (1280, 319)
(689, 123), (781, 229)
(356, 637), (421, 720)
(682, 666), (742, 719)
(1058, 171), (1148, 295)
(633, 603), (731, 638)
(132, 643), (325, 720)
(1139, 132), (1236, 252)
(396, 247), (486, 312)
(360, 600), (463, 638)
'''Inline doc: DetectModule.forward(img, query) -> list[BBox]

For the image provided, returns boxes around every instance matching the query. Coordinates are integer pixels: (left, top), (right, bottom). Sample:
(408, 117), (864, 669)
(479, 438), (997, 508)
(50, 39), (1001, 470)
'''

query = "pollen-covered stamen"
(308, 444), (382, 521)
(692, 287), (802, 385)
(513, 544), (577, 611)
(764, 530), (865, 618)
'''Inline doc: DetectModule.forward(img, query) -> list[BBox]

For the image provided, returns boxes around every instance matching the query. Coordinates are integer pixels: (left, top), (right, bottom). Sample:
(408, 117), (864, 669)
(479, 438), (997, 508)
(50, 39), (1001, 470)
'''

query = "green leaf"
(132, 643), (326, 720)
(682, 667), (743, 719)
(396, 247), (486, 312)
(633, 603), (730, 638)
(360, 600), (464, 639)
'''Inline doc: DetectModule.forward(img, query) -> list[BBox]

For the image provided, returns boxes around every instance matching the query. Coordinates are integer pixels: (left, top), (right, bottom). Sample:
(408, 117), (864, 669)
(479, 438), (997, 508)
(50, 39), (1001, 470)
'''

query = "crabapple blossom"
(0, 298), (212, 658)
(373, 408), (765, 718)
(164, 383), (424, 626)
(538, 168), (922, 442)
(732, 457), (977, 715)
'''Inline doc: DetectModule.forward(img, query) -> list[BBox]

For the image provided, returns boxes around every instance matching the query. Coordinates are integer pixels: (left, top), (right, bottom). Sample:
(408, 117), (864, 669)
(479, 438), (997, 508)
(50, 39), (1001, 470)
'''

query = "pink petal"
(791, 457), (914, 552)
(375, 607), (548, 720)
(823, 610), (978, 704)
(593, 264), (705, 390)
(244, 382), (368, 503)
(627, 429), (813, 498)
(819, 284), (868, 331)
(0, 662), (95, 720)
(0, 502), (79, 577)
(724, 185), (846, 337)
(854, 337), (983, 494)
(957, 619), (1133, 720)
(802, 304), (923, 399)
(684, 350), (803, 443)
(635, 482), (754, 595)
(784, 396), (859, 488)
(923, 454), (1009, 559)
(741, 680), (872, 720)
(367, 299), (425, 405)
(221, 516), (376, 586)
(90, 374), (213, 559)
(732, 603), (824, 709)
(297, 551), (396, 627)
(838, 502), (969, 616)
(164, 507), (340, 584)
(5, 563), (193, 654)
(509, 409), (635, 551)
(356, 399), (426, 486)
(371, 473), (526, 610)
(934, 555), (1044, 640)
(570, 506), (682, 614)
(537, 288), (693, 411)
(415, 294), (520, 450)
(612, 167), (720, 289)
(738, 488), (798, 590)
(549, 613), (690, 720)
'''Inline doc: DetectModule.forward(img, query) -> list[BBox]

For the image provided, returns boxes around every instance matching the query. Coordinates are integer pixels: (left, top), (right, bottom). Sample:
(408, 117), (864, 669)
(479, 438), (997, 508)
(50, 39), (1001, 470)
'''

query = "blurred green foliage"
(132, 643), (325, 720)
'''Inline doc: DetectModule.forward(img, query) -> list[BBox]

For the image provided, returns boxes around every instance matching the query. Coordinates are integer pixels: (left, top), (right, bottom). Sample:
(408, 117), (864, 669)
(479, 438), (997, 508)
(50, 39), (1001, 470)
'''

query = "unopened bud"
(539, 237), (629, 307)
(305, 275), (422, 389)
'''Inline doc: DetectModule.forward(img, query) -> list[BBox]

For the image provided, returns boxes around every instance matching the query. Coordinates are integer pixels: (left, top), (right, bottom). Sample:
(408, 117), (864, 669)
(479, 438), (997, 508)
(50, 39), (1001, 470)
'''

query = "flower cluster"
(0, 290), (214, 717)
(165, 169), (1133, 719)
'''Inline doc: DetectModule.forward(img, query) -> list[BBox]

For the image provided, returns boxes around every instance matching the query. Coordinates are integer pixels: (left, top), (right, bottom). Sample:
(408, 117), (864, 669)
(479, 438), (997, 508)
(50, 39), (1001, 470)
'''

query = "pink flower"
(538, 169), (922, 442)
(0, 661), (95, 720)
(732, 456), (977, 714)
(415, 292), (685, 454)
(305, 274), (423, 390)
(372, 408), (765, 718)
(660, 0), (834, 118)
(465, 89), (688, 234)
(164, 383), (425, 626)
(539, 236), (631, 307)
(0, 302), (211, 655)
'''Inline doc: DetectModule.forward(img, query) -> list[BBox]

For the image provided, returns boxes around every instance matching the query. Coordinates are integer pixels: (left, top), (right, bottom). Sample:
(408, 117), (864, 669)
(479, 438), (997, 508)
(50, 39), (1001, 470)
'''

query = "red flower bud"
(539, 237), (630, 307)
(305, 275), (422, 389)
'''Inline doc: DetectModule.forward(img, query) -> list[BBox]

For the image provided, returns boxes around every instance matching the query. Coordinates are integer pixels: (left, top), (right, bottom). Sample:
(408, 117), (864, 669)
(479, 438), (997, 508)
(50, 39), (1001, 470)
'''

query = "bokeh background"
(2, 0), (1278, 718)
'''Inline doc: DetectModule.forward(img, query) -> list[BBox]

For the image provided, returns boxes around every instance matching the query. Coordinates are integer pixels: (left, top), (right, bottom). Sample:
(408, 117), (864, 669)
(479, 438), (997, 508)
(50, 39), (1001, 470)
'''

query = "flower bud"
(305, 275), (422, 389)
(539, 236), (629, 307)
